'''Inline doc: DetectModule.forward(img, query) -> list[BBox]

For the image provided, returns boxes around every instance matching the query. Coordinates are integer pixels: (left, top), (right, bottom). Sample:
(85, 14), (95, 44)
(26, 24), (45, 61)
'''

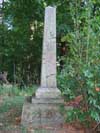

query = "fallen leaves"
(15, 116), (21, 125)
(65, 95), (83, 107)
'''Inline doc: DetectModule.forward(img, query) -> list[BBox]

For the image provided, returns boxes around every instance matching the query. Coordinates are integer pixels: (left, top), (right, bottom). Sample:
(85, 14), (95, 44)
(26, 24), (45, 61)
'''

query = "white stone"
(21, 7), (64, 127)
(36, 87), (61, 98)
(36, 6), (61, 98)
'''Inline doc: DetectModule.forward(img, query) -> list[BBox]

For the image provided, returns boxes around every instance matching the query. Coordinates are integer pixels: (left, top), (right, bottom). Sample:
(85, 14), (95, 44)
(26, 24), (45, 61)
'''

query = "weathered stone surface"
(35, 87), (61, 98)
(32, 97), (64, 104)
(36, 6), (61, 98)
(41, 6), (56, 88)
(21, 6), (64, 128)
(21, 98), (64, 128)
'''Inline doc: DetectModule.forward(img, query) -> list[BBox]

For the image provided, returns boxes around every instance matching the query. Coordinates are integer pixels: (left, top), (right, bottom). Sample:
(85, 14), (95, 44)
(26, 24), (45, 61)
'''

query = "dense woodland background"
(0, 0), (84, 84)
(0, 0), (100, 128)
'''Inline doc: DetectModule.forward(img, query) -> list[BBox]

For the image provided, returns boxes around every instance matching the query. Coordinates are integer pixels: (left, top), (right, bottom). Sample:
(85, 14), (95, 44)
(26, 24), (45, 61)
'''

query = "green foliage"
(0, 85), (37, 96)
(58, 0), (100, 125)
(0, 0), (73, 83)
(0, 96), (24, 113)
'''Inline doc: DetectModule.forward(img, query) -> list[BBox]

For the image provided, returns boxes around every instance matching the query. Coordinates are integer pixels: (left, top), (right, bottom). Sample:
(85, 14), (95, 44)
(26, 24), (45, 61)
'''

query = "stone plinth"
(21, 97), (64, 128)
(36, 87), (61, 98)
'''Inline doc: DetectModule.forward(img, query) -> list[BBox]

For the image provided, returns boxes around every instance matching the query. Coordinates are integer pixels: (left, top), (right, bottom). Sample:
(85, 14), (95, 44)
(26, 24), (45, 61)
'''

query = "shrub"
(57, 0), (100, 126)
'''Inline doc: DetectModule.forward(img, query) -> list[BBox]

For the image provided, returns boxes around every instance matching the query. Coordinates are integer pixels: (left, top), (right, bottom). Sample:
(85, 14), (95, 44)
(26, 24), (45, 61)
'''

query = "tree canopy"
(0, 0), (100, 85)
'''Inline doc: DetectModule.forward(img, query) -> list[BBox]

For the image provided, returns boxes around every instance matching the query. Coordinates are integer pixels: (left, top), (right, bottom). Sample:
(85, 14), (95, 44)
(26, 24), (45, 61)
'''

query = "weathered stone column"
(21, 6), (64, 128)
(36, 6), (61, 98)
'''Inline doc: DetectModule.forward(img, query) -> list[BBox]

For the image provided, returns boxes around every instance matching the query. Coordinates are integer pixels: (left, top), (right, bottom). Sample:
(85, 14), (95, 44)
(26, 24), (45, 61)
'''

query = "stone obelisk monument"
(21, 6), (64, 128)
(36, 6), (61, 98)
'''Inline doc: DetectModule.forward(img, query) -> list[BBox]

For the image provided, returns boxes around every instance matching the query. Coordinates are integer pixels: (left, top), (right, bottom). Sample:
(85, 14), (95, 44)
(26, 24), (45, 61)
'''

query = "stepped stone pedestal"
(21, 6), (64, 128)
(21, 98), (64, 127)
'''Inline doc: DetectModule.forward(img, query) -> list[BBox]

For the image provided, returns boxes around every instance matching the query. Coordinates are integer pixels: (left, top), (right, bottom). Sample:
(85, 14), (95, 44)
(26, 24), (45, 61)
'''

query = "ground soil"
(0, 96), (96, 133)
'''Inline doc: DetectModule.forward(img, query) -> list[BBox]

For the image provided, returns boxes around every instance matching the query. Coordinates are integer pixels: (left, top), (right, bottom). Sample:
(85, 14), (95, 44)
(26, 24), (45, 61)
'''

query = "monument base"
(21, 97), (64, 128)
(36, 87), (61, 98)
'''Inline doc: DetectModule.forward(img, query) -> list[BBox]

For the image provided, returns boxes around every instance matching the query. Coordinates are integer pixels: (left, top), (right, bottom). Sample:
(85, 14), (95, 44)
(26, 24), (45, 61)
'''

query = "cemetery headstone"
(21, 6), (64, 128)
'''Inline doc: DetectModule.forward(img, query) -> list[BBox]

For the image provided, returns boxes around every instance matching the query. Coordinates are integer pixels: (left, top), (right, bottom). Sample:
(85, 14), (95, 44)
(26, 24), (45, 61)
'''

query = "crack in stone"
(46, 74), (55, 78)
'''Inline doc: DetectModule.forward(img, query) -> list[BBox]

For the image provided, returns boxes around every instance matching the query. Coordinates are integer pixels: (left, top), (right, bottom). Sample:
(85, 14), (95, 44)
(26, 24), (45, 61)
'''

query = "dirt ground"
(0, 96), (96, 133)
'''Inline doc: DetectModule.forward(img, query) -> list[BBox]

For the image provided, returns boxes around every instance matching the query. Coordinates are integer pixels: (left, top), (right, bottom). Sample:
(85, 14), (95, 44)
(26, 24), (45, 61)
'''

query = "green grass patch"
(0, 85), (38, 129)
(0, 85), (37, 96)
(0, 96), (24, 113)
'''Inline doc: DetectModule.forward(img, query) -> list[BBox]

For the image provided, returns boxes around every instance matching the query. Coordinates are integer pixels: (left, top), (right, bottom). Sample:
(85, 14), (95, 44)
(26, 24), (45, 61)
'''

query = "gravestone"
(21, 6), (64, 128)
(36, 6), (61, 98)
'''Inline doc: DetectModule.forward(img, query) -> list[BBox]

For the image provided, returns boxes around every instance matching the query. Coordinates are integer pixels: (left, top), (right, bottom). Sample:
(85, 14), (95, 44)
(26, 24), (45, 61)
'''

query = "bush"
(57, 0), (100, 125)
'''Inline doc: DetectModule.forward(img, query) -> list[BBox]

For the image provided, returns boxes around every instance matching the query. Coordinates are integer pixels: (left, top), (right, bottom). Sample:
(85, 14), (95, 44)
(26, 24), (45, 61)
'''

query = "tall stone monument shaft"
(41, 6), (56, 87)
(36, 6), (61, 98)
(21, 6), (64, 128)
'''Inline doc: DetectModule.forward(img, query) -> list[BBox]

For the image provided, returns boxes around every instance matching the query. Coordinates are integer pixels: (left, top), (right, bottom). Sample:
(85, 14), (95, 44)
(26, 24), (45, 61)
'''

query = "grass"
(0, 84), (37, 96)
(0, 85), (92, 132)
(0, 85), (38, 131)
(0, 85), (62, 132)
(0, 96), (24, 113)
